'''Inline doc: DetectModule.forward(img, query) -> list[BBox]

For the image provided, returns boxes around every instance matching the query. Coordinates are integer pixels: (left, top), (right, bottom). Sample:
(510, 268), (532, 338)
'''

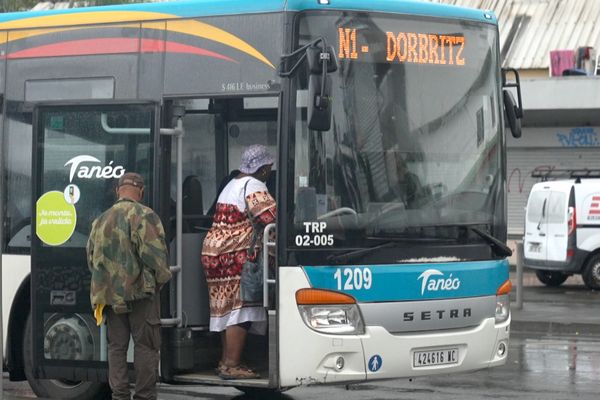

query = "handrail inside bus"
(100, 113), (151, 135)
(263, 223), (276, 309)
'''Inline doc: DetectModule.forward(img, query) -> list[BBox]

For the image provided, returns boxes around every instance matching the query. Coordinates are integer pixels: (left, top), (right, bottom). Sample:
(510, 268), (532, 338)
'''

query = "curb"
(511, 319), (600, 337)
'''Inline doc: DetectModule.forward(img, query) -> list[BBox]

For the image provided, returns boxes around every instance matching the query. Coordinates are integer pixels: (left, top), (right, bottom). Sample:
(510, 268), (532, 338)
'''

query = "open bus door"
(161, 96), (280, 393)
(29, 102), (160, 399)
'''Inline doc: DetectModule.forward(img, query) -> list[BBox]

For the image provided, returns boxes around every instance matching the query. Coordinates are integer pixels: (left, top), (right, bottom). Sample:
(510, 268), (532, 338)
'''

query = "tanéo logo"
(65, 155), (126, 182)
(418, 269), (461, 295)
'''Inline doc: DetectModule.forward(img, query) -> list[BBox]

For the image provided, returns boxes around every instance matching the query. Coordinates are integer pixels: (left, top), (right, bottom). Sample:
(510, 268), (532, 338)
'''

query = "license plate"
(529, 243), (541, 253)
(413, 348), (459, 367)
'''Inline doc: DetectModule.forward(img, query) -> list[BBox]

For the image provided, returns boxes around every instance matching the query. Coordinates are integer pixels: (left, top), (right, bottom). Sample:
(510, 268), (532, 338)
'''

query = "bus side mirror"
(503, 90), (521, 138)
(501, 68), (523, 139)
(306, 45), (338, 131)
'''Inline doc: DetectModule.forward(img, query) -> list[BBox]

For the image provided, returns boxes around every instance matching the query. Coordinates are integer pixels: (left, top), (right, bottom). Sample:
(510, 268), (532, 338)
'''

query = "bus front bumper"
(279, 316), (510, 387)
(361, 316), (510, 380)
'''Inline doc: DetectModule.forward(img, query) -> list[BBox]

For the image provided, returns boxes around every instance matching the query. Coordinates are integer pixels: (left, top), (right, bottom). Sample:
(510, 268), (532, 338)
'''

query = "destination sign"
(338, 27), (466, 66)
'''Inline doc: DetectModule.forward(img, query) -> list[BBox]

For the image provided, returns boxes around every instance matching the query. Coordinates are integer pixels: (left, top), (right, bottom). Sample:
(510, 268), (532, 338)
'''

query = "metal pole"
(515, 240), (524, 310)
(158, 119), (184, 327)
(175, 119), (183, 327)
(0, 95), (4, 398)
(0, 154), (3, 396)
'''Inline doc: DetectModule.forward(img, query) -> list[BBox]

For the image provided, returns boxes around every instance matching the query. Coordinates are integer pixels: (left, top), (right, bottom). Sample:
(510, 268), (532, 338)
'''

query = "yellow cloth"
(94, 304), (105, 326)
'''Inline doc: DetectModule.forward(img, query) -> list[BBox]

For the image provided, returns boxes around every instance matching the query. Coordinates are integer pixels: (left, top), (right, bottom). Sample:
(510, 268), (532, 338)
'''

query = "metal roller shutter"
(507, 148), (600, 236)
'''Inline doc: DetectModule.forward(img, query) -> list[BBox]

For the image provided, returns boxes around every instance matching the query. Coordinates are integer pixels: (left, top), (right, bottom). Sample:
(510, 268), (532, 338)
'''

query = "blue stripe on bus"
(303, 259), (509, 302)
(0, 0), (496, 24)
(286, 0), (497, 23)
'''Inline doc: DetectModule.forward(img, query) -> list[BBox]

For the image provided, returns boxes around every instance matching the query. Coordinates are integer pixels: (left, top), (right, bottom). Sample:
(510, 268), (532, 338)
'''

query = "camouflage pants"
(107, 295), (161, 400)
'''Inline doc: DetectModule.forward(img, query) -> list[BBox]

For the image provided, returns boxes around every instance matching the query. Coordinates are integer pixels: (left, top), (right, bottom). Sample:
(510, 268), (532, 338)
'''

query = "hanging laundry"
(549, 50), (575, 76)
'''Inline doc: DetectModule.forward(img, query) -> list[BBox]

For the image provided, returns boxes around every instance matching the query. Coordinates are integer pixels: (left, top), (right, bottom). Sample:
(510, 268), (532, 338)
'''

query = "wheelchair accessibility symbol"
(368, 355), (382, 372)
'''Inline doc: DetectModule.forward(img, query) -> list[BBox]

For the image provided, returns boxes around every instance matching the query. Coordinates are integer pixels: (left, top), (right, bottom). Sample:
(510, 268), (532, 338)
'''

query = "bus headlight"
(298, 304), (365, 334)
(495, 294), (510, 324)
(295, 289), (365, 335)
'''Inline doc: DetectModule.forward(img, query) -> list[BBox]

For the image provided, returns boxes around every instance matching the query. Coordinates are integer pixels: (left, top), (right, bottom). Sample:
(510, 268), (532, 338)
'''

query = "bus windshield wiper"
(370, 224), (512, 258)
(327, 241), (397, 265)
(326, 236), (451, 265)
(467, 226), (512, 258)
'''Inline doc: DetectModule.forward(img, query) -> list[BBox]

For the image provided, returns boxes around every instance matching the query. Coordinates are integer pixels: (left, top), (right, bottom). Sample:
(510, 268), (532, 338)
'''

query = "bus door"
(30, 102), (159, 383)
(163, 95), (279, 388)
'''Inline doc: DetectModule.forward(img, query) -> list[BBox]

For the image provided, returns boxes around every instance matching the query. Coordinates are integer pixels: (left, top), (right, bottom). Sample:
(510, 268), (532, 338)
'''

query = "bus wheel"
(535, 270), (568, 287)
(24, 314), (110, 399)
(234, 386), (286, 398)
(582, 254), (600, 290)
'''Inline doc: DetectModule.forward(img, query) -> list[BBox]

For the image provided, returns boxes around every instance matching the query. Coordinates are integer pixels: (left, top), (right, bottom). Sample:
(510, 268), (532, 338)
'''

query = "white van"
(524, 179), (600, 289)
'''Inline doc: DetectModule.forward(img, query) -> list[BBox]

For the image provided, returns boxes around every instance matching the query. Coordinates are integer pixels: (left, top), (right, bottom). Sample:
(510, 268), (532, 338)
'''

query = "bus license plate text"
(413, 348), (458, 367)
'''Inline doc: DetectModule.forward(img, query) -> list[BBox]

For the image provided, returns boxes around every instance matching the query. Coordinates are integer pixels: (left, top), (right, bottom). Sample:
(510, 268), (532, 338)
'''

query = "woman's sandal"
(214, 362), (253, 375)
(214, 362), (225, 375)
(218, 364), (260, 380)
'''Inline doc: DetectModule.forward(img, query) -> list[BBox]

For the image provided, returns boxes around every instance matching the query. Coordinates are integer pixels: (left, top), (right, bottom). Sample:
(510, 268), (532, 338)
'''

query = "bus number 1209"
(334, 268), (372, 291)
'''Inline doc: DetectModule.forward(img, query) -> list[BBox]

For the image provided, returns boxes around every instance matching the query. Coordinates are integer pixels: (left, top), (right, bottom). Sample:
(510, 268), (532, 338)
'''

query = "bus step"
(172, 370), (270, 387)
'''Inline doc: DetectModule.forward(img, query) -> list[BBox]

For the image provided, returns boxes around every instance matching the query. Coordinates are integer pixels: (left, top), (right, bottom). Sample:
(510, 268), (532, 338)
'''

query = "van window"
(527, 191), (546, 223)
(547, 191), (566, 223)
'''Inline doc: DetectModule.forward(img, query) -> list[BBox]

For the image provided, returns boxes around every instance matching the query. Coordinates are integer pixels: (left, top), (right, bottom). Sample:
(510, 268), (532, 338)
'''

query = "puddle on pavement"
(510, 335), (600, 384)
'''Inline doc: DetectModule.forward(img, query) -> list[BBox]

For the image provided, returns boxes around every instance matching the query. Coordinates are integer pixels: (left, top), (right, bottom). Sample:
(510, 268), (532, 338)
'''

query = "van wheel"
(535, 270), (568, 287)
(24, 314), (111, 399)
(582, 254), (600, 290)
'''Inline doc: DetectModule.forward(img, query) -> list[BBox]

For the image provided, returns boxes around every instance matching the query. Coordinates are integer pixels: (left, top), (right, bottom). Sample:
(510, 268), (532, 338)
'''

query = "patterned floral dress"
(201, 177), (276, 333)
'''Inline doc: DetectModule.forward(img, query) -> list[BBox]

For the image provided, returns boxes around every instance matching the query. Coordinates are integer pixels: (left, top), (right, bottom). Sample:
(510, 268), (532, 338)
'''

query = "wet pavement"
(1, 377), (36, 399)
(4, 270), (600, 399)
(5, 330), (600, 400)
(510, 270), (600, 336)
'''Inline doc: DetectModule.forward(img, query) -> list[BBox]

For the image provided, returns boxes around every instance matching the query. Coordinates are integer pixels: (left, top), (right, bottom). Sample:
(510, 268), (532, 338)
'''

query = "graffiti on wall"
(556, 127), (600, 147)
(508, 165), (557, 193)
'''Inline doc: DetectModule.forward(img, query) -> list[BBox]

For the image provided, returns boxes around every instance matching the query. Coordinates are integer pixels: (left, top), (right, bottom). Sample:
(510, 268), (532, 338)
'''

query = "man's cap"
(118, 172), (144, 188)
(239, 144), (275, 174)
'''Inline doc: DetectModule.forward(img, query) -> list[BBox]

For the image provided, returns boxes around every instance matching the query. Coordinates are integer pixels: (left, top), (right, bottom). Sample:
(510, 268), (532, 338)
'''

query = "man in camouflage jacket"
(87, 172), (171, 400)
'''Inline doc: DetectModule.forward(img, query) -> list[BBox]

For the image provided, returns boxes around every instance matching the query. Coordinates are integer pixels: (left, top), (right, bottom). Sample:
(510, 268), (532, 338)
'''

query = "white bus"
(1, 0), (522, 397)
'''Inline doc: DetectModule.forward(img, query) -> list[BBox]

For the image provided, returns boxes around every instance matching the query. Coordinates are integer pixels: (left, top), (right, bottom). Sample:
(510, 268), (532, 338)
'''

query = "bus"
(0, 0), (523, 397)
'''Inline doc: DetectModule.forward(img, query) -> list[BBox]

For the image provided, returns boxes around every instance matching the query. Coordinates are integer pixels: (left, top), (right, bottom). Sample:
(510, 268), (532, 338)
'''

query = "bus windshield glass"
(290, 12), (503, 259)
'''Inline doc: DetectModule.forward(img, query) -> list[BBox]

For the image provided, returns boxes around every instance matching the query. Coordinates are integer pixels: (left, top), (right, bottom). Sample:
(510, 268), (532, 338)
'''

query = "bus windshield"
(290, 12), (503, 259)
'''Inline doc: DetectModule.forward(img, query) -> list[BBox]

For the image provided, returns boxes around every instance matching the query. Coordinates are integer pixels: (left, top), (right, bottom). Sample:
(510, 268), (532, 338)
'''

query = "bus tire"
(582, 254), (600, 290)
(535, 270), (568, 287)
(24, 314), (111, 400)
